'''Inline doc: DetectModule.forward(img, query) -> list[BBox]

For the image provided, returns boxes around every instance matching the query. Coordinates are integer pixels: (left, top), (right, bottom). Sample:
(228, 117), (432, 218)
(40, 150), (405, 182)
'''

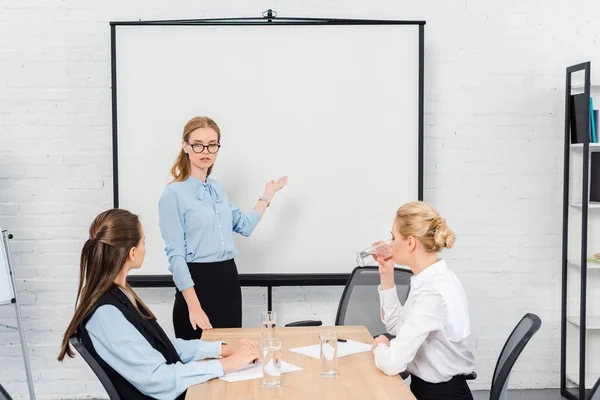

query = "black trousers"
(410, 374), (474, 400)
(172, 259), (242, 340)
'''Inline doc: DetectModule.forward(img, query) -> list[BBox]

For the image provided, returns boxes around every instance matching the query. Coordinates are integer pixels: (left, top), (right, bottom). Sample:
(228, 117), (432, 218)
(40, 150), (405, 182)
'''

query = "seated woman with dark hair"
(58, 208), (260, 400)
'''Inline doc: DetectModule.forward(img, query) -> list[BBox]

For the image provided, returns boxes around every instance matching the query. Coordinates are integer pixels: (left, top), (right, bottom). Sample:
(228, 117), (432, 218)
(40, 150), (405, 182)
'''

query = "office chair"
(335, 266), (412, 335)
(286, 266), (412, 334)
(69, 335), (121, 400)
(588, 376), (600, 400)
(488, 313), (542, 400)
(286, 266), (413, 378)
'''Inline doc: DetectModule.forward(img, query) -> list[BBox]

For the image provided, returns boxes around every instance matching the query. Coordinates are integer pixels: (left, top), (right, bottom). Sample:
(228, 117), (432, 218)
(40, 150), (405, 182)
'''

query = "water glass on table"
(356, 239), (393, 267)
(319, 329), (339, 378)
(262, 337), (282, 388)
(261, 311), (277, 338)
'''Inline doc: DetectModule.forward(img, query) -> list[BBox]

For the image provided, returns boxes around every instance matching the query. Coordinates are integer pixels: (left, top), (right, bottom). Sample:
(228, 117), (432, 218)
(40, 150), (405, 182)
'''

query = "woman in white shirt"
(371, 201), (476, 400)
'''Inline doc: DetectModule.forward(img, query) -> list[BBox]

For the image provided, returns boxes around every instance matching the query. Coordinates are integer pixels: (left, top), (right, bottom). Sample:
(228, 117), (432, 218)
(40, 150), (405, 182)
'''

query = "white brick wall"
(1, 0), (599, 398)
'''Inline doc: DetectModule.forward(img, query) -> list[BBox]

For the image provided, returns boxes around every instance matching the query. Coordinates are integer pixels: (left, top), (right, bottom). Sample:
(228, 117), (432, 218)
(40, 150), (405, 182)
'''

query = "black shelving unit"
(561, 61), (600, 400)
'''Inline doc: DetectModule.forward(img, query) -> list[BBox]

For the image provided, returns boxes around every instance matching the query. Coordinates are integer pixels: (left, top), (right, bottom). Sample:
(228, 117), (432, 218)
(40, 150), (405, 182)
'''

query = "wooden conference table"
(186, 325), (415, 400)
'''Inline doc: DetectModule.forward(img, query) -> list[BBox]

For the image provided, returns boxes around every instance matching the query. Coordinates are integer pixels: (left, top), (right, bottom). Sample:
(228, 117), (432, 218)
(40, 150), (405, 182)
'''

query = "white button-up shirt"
(373, 259), (476, 383)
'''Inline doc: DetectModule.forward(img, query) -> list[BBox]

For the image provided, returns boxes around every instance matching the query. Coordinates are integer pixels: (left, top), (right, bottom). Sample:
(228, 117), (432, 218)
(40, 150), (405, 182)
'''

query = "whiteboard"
(113, 22), (422, 276)
(0, 229), (15, 305)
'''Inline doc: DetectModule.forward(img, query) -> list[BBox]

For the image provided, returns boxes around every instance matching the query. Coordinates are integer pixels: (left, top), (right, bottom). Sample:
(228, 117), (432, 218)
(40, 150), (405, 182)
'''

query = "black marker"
(338, 338), (347, 342)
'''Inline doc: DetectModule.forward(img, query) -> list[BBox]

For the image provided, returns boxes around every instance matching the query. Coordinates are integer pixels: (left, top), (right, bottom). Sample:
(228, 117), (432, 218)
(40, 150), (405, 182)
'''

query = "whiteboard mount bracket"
(262, 9), (277, 22)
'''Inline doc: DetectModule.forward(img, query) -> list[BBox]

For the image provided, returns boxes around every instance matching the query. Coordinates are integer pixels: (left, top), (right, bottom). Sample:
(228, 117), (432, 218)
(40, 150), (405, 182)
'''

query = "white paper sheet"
(219, 361), (303, 383)
(289, 339), (372, 359)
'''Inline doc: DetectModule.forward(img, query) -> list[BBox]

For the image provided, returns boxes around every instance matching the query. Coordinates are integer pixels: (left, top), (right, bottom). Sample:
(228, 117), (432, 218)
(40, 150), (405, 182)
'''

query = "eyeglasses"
(186, 142), (221, 154)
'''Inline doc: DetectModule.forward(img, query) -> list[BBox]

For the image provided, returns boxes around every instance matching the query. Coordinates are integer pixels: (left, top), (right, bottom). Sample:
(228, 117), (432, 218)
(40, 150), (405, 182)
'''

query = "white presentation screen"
(113, 22), (422, 277)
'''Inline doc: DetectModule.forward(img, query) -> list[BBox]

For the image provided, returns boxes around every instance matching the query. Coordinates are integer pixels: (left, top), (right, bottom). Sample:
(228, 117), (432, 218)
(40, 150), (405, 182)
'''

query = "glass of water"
(319, 329), (338, 378)
(262, 337), (282, 388)
(356, 239), (393, 267)
(261, 311), (277, 338)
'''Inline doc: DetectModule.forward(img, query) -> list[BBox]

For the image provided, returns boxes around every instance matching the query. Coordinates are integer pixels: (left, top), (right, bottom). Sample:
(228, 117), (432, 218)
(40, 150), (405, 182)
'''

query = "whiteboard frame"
(109, 14), (425, 289)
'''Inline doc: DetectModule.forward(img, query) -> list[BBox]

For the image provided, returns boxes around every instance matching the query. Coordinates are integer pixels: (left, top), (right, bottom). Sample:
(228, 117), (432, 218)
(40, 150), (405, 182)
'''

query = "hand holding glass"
(356, 240), (393, 267)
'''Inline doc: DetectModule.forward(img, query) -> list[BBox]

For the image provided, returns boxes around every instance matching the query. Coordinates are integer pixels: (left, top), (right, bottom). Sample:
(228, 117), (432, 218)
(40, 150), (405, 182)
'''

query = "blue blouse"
(158, 176), (262, 291)
(86, 305), (224, 399)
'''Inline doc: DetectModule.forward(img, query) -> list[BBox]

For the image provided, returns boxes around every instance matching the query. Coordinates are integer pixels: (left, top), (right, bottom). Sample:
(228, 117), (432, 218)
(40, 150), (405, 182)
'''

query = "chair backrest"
(69, 335), (121, 400)
(0, 383), (12, 400)
(489, 313), (542, 400)
(590, 376), (600, 400)
(335, 266), (413, 336)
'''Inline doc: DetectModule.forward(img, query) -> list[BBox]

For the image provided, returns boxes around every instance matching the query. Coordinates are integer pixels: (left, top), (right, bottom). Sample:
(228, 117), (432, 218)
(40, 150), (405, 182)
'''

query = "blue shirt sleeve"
(170, 337), (222, 363)
(158, 185), (194, 291)
(230, 200), (262, 237)
(86, 305), (224, 400)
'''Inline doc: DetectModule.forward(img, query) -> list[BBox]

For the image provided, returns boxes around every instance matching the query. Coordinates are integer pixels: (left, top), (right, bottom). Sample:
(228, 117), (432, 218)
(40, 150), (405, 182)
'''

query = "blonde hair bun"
(395, 201), (455, 253)
(433, 217), (455, 251)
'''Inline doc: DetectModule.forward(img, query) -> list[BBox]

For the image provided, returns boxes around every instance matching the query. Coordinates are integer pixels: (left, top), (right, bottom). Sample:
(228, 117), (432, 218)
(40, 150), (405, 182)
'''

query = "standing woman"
(159, 116), (287, 340)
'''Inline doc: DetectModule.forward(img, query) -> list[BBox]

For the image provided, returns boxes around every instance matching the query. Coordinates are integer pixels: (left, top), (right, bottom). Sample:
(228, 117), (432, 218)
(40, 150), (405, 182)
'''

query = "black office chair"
(286, 266), (413, 378)
(336, 266), (413, 335)
(488, 313), (542, 400)
(69, 335), (121, 400)
(589, 376), (600, 400)
(0, 383), (13, 400)
(286, 266), (412, 335)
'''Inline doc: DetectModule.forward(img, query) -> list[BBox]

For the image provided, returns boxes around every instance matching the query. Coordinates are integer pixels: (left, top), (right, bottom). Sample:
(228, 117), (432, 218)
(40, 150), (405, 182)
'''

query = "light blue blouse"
(158, 176), (262, 291)
(85, 305), (224, 399)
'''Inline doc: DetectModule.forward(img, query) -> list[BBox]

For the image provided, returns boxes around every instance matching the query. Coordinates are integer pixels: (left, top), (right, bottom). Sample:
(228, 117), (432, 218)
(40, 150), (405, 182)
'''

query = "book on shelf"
(571, 93), (588, 143)
(591, 97), (597, 143)
(569, 93), (598, 143)
(595, 110), (599, 142)
(592, 153), (600, 201)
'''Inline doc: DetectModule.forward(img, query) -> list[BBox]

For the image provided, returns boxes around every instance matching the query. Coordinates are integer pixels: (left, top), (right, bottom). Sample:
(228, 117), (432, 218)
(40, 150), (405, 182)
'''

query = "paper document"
(289, 339), (372, 359)
(219, 361), (303, 383)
